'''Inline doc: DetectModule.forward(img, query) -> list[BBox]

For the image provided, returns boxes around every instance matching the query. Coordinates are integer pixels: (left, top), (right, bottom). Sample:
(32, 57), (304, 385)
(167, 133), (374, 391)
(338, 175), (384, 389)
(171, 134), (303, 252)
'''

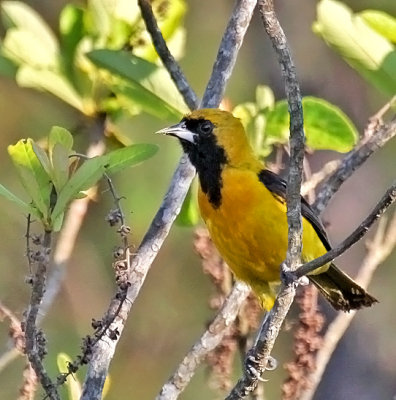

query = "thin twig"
(81, 2), (256, 398)
(225, 1), (306, 398)
(299, 214), (396, 400)
(301, 159), (341, 198)
(138, 0), (199, 110)
(313, 114), (396, 215)
(296, 182), (396, 278)
(156, 282), (250, 400)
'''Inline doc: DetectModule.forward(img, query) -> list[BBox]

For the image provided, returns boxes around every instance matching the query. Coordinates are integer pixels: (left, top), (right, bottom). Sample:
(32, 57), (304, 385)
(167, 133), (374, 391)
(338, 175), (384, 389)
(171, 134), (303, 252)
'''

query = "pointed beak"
(156, 121), (195, 143)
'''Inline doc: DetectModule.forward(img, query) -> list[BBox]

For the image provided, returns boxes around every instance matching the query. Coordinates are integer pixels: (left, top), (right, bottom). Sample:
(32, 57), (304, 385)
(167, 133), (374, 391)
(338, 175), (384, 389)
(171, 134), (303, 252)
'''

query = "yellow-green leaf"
(8, 139), (52, 219)
(313, 0), (396, 96)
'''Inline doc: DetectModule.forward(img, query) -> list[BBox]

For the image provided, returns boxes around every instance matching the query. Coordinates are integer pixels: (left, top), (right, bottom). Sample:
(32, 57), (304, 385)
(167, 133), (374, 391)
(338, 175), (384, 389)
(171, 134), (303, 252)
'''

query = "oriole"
(159, 109), (377, 311)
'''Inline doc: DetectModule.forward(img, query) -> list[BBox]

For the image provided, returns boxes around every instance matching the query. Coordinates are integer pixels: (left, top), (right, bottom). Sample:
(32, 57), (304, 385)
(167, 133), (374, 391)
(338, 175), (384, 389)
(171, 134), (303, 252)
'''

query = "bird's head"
(157, 109), (259, 170)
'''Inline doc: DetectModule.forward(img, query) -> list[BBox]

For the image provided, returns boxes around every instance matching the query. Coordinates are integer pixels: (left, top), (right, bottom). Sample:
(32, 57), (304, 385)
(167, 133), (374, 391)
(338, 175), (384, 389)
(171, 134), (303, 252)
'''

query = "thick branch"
(81, 2), (256, 398)
(156, 282), (250, 400)
(226, 2), (306, 398)
(137, 0), (199, 110)
(296, 181), (396, 278)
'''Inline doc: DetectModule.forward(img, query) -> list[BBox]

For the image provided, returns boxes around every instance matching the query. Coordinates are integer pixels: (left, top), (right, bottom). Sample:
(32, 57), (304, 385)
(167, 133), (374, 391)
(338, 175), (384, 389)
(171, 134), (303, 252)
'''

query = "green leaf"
(59, 4), (85, 70)
(266, 97), (359, 152)
(32, 142), (52, 177)
(313, 0), (396, 96)
(0, 183), (38, 216)
(51, 144), (70, 193)
(0, 50), (17, 78)
(51, 156), (105, 222)
(57, 353), (81, 400)
(359, 10), (396, 44)
(87, 49), (188, 117)
(112, 79), (183, 120)
(8, 139), (52, 219)
(103, 143), (158, 175)
(176, 183), (199, 226)
(16, 66), (85, 112)
(49, 126), (74, 155)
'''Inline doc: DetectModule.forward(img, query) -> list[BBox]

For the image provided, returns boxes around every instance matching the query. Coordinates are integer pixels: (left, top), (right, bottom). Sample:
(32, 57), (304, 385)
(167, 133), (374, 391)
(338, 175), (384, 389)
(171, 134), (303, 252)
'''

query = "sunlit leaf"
(103, 143), (158, 175)
(266, 97), (358, 152)
(2, 28), (57, 68)
(1, 1), (58, 52)
(8, 139), (52, 219)
(256, 85), (275, 110)
(0, 183), (38, 216)
(16, 66), (85, 112)
(313, 0), (396, 96)
(87, 49), (188, 117)
(359, 10), (396, 44)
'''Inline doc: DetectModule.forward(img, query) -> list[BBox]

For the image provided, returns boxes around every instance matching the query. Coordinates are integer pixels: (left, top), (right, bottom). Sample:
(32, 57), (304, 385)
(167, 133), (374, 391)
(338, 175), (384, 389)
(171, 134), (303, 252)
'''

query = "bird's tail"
(308, 263), (378, 311)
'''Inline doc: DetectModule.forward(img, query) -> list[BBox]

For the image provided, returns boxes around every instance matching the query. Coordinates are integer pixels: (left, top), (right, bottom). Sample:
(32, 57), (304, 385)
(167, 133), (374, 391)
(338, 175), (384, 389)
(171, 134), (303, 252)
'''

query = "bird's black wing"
(257, 169), (331, 251)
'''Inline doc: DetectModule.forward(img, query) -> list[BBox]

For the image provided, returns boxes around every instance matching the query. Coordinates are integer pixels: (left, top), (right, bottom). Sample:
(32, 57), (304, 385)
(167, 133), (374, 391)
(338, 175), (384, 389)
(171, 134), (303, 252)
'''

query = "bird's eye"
(199, 121), (213, 135)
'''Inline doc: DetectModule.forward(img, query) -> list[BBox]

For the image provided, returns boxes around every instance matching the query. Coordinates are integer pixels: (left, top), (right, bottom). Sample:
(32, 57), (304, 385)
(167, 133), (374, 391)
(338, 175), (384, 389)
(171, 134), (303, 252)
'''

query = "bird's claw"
(281, 264), (309, 287)
(245, 354), (278, 382)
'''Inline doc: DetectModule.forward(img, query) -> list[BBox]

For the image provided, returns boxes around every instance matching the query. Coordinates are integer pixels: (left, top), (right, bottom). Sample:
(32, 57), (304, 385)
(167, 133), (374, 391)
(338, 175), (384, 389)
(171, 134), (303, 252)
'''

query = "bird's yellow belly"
(198, 168), (327, 289)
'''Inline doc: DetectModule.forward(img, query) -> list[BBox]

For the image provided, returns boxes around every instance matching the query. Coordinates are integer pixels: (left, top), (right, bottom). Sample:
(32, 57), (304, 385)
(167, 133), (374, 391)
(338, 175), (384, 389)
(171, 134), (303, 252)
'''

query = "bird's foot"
(245, 352), (278, 382)
(281, 263), (309, 287)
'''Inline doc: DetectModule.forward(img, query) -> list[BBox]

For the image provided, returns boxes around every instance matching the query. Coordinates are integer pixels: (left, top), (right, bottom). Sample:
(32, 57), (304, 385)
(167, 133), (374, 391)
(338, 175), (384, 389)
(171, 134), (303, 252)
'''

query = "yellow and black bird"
(159, 109), (377, 311)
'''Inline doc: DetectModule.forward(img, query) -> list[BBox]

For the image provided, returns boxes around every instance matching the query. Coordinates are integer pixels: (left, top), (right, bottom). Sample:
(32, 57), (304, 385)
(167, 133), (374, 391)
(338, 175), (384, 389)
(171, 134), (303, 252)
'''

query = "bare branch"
(156, 282), (250, 400)
(137, 0), (199, 110)
(313, 114), (396, 215)
(299, 214), (396, 400)
(226, 1), (306, 398)
(301, 159), (341, 198)
(296, 182), (396, 278)
(201, 0), (257, 108)
(82, 2), (257, 397)
(23, 231), (59, 400)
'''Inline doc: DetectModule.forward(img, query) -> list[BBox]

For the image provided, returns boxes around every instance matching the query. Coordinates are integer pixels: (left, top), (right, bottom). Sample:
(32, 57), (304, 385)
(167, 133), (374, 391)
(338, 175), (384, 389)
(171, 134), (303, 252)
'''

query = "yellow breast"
(198, 167), (328, 308)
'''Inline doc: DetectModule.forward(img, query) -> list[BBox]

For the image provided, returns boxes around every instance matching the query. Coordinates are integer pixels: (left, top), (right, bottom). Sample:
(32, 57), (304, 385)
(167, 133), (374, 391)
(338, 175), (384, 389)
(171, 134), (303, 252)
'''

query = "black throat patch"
(179, 118), (228, 208)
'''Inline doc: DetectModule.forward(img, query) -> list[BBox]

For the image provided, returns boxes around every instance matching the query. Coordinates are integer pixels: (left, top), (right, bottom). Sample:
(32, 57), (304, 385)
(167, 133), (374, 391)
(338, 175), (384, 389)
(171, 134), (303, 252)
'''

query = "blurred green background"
(0, 0), (395, 399)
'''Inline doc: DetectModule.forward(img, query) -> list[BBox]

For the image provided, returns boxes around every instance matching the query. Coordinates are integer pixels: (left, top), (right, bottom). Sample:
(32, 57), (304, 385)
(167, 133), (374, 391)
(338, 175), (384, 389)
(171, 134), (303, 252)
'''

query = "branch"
(137, 0), (199, 110)
(156, 282), (250, 400)
(225, 1), (306, 398)
(201, 0), (257, 108)
(81, 1), (256, 398)
(295, 181), (396, 278)
(299, 214), (396, 400)
(313, 112), (396, 215)
(23, 231), (59, 400)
